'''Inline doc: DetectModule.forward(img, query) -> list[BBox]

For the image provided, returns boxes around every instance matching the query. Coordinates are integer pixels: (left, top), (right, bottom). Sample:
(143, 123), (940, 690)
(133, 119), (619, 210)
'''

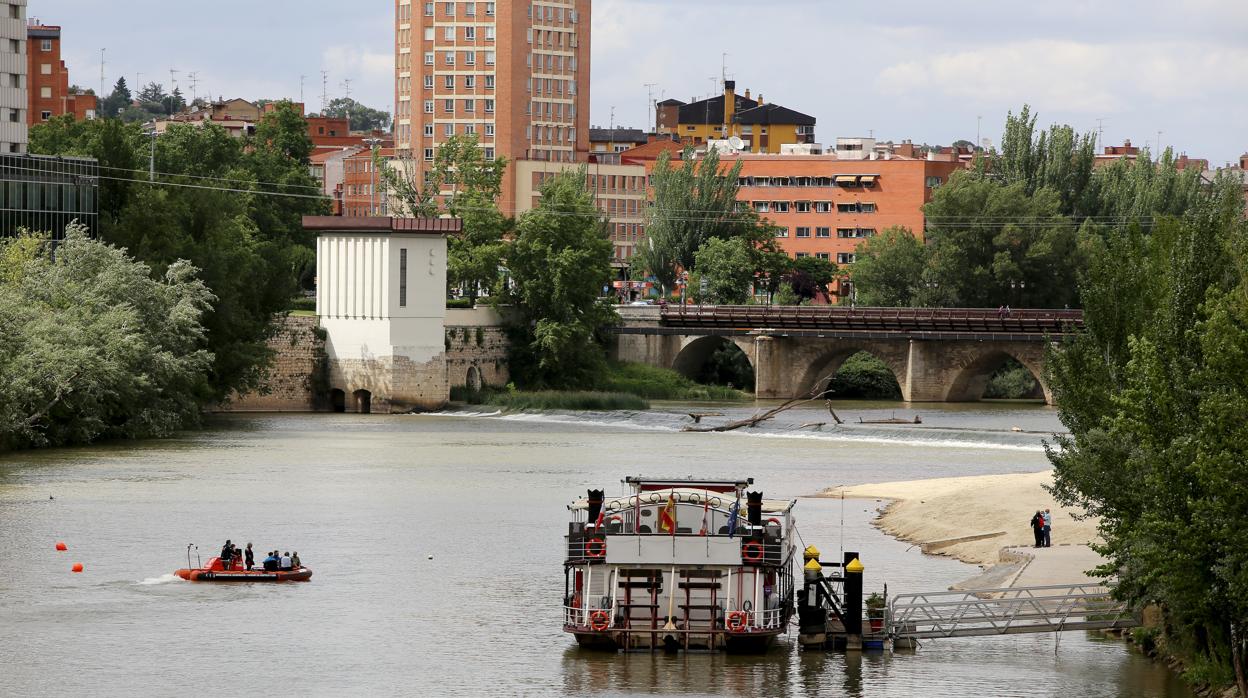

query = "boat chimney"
(586, 489), (604, 527)
(747, 491), (763, 527)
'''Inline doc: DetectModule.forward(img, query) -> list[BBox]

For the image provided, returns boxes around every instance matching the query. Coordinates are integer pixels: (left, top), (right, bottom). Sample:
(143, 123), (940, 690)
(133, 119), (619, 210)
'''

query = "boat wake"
(136, 573), (183, 586)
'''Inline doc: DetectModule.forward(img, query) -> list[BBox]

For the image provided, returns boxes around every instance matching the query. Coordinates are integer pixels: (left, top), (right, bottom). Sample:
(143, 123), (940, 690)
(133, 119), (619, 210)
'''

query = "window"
(9, 4), (19, 18)
(40, 110), (51, 121)
(41, 39), (51, 52)
(424, 27), (434, 40)
(424, 100), (434, 113)
(814, 201), (831, 213)
(444, 75), (455, 89)
(485, 2), (495, 15)
(753, 201), (769, 213)
(423, 124), (434, 137)
(443, 123), (454, 136)
(424, 148), (435, 161)
(775, 228), (789, 238)
(443, 26), (455, 41)
(399, 249), (408, 307)
(444, 99), (454, 112)
(464, 27), (476, 41)
(485, 75), (495, 89)
(860, 203), (876, 213)
(424, 52), (434, 65)
(425, 2), (434, 15)
(445, 51), (455, 65)
(816, 226), (831, 238)
(484, 147), (494, 159)
(795, 227), (811, 238)
(837, 253), (857, 264)
(484, 99), (494, 113)
(486, 27), (495, 41)
(424, 75), (434, 89)
(772, 201), (790, 213)
(796, 252), (810, 258)
(464, 123), (475, 135)
(465, 1), (476, 15)
(444, 1), (455, 15)
(40, 87), (51, 99)
(484, 124), (494, 136)
(464, 99), (475, 112)
(926, 176), (942, 188)
(464, 75), (475, 89)
(464, 51), (475, 65)
(485, 51), (495, 65)
(816, 253), (831, 261)
(795, 201), (811, 212)
(40, 63), (51, 75)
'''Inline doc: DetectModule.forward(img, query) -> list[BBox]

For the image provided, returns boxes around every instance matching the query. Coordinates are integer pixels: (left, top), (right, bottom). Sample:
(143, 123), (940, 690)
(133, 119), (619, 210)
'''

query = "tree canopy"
(314, 97), (392, 132)
(28, 101), (328, 402)
(0, 228), (215, 451)
(504, 169), (615, 389)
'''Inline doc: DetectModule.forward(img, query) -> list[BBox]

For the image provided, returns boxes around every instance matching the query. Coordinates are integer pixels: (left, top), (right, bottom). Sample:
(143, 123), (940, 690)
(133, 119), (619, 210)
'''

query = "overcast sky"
(51, 0), (1248, 164)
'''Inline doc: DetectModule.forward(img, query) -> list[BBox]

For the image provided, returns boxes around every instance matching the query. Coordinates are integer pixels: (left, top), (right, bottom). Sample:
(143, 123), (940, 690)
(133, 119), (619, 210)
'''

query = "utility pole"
(300, 74), (306, 105)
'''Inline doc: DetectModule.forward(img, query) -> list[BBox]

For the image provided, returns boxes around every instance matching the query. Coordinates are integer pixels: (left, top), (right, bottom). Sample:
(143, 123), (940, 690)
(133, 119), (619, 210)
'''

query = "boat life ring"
(710, 497), (722, 508)
(689, 493), (701, 504)
(648, 493), (662, 504)
(742, 541), (765, 563)
(607, 515), (623, 525)
(585, 537), (606, 558)
(726, 610), (747, 631)
(590, 610), (611, 631)
(767, 517), (781, 527)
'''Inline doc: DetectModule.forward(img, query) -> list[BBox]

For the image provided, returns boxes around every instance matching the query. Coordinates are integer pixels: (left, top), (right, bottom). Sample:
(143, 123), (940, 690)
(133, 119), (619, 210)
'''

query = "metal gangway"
(889, 583), (1139, 640)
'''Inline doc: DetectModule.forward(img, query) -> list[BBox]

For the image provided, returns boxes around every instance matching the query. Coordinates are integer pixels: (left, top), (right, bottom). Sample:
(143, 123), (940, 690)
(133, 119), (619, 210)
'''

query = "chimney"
(757, 93), (764, 105)
(744, 88), (751, 101)
(723, 80), (736, 132)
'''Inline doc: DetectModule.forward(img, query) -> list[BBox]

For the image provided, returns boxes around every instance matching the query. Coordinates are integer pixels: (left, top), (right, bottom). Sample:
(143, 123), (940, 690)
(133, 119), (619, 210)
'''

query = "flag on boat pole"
(659, 490), (677, 535)
(727, 495), (741, 539)
(699, 490), (710, 536)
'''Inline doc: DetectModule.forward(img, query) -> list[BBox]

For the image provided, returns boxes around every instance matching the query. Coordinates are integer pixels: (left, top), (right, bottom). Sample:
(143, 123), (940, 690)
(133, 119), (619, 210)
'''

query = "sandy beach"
(816, 470), (1101, 570)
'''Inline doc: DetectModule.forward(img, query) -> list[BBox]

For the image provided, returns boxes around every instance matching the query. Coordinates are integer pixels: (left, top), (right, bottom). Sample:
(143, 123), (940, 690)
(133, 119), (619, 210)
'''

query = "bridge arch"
(945, 347), (1050, 403)
(671, 336), (756, 390)
(797, 345), (908, 400)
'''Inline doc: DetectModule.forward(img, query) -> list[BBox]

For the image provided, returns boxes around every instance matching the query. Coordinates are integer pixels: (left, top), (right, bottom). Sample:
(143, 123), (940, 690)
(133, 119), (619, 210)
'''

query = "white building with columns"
(306, 215), (460, 413)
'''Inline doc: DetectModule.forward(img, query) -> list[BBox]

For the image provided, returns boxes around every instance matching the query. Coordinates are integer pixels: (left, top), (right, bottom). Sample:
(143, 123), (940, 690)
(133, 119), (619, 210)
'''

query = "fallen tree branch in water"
(681, 377), (840, 433)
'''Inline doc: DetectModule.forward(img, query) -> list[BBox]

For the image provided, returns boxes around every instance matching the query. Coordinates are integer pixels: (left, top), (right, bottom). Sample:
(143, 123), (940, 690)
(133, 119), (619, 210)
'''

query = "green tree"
(922, 171), (1081, 308)
(788, 255), (839, 302)
(504, 169), (615, 389)
(634, 148), (756, 294)
(99, 77), (132, 119)
(849, 227), (929, 306)
(0, 227), (215, 451)
(315, 97), (392, 132)
(693, 236), (756, 304)
(1046, 175), (1248, 696)
(992, 104), (1097, 216)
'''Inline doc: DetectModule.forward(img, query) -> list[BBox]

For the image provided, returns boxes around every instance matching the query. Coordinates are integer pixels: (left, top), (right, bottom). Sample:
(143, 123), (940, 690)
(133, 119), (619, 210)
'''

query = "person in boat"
(280, 552), (293, 571)
(244, 543), (254, 571)
(220, 540), (235, 569)
(262, 551), (279, 572)
(291, 552), (301, 569)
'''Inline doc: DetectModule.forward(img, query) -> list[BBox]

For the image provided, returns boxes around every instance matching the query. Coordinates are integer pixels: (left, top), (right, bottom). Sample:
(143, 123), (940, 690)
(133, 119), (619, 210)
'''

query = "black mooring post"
(843, 551), (862, 636)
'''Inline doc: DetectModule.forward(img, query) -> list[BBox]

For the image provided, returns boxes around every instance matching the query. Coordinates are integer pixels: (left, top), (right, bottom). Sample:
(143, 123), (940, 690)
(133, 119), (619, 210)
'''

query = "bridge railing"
(660, 305), (1083, 334)
(888, 583), (1138, 639)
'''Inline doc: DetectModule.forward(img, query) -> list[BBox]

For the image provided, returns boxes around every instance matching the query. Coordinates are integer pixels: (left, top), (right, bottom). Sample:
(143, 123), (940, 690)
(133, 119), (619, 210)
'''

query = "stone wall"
(445, 307), (511, 390)
(219, 315), (325, 412)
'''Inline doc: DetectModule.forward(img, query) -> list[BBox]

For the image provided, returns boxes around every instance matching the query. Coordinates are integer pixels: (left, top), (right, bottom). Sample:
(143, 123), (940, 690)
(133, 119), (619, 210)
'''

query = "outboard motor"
(586, 489), (604, 527)
(746, 491), (763, 528)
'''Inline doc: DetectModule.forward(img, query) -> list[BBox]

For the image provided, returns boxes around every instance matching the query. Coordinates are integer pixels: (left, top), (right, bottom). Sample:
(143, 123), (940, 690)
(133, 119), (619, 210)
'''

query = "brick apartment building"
(393, 0), (591, 215)
(656, 81), (815, 154)
(26, 22), (95, 125)
(340, 146), (393, 217)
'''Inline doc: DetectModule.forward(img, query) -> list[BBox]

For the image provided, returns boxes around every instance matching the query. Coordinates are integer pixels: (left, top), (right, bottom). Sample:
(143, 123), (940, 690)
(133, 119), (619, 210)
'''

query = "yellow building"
(656, 81), (816, 154)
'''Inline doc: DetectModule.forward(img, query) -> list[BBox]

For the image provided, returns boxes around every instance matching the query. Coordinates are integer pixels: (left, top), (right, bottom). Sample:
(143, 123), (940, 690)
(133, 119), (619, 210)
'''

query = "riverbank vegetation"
(602, 362), (748, 401)
(449, 386), (648, 411)
(29, 103), (327, 403)
(0, 229), (214, 450)
(1044, 160), (1248, 693)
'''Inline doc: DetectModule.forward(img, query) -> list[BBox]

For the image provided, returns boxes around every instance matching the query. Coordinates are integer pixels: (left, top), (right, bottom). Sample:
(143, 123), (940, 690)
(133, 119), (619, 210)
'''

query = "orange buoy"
(55, 542), (68, 551)
(71, 563), (84, 573)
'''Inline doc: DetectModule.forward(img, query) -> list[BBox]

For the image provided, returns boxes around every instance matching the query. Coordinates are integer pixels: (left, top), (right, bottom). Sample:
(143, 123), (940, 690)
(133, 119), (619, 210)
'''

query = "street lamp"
(363, 137), (384, 215)
(1010, 280), (1026, 306)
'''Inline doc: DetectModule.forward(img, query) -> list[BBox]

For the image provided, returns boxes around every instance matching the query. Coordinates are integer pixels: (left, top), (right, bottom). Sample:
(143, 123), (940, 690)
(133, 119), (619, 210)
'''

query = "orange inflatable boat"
(175, 556), (312, 582)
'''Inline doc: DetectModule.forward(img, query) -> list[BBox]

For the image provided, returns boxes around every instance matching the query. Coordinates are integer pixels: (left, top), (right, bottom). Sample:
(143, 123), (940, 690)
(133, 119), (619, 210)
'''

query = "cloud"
(877, 40), (1248, 115)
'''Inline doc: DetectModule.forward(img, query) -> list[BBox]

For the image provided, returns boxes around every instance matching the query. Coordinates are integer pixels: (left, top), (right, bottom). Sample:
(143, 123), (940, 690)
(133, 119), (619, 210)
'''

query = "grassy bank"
(603, 362), (750, 401)
(450, 386), (649, 411)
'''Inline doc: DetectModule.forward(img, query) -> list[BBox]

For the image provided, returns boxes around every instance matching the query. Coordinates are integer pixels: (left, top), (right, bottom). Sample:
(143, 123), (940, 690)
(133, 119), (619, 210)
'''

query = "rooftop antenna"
(976, 115), (982, 149)
(341, 78), (353, 127)
(1156, 130), (1164, 157)
(300, 75), (306, 105)
(320, 70), (330, 112)
(168, 68), (180, 115)
(721, 52), (729, 83)
(187, 71), (199, 104)
(98, 48), (105, 102)
(1095, 117), (1107, 151)
(644, 82), (656, 133)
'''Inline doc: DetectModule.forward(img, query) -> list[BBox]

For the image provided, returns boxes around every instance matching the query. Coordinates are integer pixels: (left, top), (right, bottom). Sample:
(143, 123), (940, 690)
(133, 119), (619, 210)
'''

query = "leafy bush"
(289, 296), (316, 312)
(824, 352), (902, 399)
(451, 385), (648, 411)
(446, 298), (473, 309)
(984, 358), (1041, 399)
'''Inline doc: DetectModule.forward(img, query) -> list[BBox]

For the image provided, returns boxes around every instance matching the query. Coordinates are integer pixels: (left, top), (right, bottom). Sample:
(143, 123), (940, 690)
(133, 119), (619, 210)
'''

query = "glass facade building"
(0, 153), (98, 238)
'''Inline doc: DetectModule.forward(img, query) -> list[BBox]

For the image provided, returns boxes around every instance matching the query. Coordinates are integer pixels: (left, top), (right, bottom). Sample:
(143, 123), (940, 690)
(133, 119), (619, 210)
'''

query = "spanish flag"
(659, 491), (677, 535)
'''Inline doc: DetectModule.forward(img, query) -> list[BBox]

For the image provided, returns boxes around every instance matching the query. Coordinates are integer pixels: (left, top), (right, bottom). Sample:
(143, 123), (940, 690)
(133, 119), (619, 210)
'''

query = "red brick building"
(27, 23), (96, 125)
(341, 146), (393, 217)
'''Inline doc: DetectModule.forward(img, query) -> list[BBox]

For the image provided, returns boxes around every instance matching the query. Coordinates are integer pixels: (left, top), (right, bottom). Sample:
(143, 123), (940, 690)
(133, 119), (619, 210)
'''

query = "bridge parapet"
(660, 305), (1082, 335)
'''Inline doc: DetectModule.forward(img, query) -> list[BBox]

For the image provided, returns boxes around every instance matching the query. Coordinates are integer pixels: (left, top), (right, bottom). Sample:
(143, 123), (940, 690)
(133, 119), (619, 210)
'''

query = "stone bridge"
(610, 306), (1084, 404)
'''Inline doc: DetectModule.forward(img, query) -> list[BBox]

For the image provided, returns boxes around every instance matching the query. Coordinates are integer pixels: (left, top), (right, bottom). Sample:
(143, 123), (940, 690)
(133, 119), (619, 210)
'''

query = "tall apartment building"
(27, 22), (96, 125)
(394, 0), (591, 214)
(0, 0), (27, 153)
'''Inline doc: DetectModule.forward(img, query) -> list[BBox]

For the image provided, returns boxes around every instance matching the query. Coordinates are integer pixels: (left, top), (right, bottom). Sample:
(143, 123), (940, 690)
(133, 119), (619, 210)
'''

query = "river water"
(0, 402), (1190, 697)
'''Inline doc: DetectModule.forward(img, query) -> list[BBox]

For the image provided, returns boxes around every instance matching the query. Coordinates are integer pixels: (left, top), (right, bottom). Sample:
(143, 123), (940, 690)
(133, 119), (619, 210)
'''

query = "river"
(0, 402), (1190, 697)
